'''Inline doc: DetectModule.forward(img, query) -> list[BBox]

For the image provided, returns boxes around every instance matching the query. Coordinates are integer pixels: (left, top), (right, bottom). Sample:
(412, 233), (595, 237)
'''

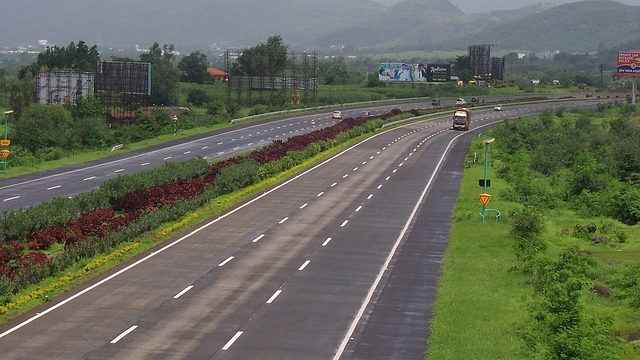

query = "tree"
(187, 88), (211, 107)
(236, 35), (288, 77)
(20, 41), (100, 78)
(326, 57), (348, 85)
(178, 51), (209, 83)
(14, 104), (75, 152)
(139, 42), (180, 106)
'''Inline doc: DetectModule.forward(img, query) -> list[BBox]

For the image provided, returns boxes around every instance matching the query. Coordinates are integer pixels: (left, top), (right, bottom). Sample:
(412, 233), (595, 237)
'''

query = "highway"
(0, 98), (607, 359)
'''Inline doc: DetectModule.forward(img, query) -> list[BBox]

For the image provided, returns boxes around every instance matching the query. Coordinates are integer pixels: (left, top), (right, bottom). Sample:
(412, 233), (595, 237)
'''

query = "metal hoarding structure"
(36, 71), (94, 105)
(226, 51), (318, 106)
(94, 61), (151, 117)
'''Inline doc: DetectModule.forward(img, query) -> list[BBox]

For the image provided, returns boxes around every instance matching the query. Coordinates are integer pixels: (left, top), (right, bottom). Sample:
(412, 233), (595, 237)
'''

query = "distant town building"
(534, 50), (560, 60)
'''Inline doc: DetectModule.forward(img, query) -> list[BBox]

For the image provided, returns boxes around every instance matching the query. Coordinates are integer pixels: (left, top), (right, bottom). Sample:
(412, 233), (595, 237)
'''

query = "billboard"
(617, 51), (640, 77)
(95, 61), (151, 95)
(36, 71), (94, 105)
(426, 64), (450, 82)
(379, 63), (450, 82)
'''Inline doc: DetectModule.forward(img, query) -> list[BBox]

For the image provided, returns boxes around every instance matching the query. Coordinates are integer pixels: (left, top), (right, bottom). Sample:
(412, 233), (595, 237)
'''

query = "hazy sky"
(377, 0), (640, 13)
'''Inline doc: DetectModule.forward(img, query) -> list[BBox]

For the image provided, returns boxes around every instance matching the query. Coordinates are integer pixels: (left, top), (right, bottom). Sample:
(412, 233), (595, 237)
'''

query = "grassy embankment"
(427, 108), (640, 359)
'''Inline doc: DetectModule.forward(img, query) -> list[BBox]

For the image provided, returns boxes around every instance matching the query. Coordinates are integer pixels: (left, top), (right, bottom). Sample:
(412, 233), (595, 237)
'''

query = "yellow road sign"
(0, 139), (9, 146)
(479, 193), (491, 206)
(1, 149), (9, 159)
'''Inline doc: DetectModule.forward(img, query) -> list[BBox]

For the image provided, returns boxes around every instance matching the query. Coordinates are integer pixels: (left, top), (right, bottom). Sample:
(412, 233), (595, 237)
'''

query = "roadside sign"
(617, 51), (640, 77)
(0, 139), (9, 146)
(1, 149), (9, 159)
(479, 179), (490, 187)
(479, 193), (491, 206)
(172, 115), (178, 121)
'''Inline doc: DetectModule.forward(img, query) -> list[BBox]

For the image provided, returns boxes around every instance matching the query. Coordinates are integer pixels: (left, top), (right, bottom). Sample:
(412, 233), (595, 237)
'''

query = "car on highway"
(493, 104), (503, 111)
(431, 99), (441, 106)
(359, 111), (370, 116)
(332, 111), (342, 119)
(456, 98), (466, 105)
(471, 97), (480, 103)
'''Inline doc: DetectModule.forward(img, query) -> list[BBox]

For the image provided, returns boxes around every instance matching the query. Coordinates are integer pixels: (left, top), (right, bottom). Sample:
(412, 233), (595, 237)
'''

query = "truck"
(452, 108), (470, 131)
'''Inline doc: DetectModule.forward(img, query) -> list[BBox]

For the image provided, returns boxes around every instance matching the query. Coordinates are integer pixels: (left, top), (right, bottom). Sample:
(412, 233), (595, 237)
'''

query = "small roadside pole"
(479, 138), (496, 223)
(173, 114), (178, 134)
(1, 110), (13, 173)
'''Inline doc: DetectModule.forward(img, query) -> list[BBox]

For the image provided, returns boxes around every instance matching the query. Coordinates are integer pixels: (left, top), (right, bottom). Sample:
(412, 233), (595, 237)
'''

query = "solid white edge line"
(110, 325), (138, 344)
(222, 331), (243, 350)
(173, 285), (194, 299)
(332, 123), (499, 360)
(266, 290), (282, 304)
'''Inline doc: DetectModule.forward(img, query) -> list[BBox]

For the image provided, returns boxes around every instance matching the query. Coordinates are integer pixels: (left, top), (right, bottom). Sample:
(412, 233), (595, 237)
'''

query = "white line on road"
(385, 176), (390, 181)
(340, 220), (348, 227)
(47, 185), (61, 190)
(222, 331), (243, 350)
(377, 184), (383, 189)
(355, 206), (362, 212)
(114, 169), (124, 173)
(317, 192), (324, 197)
(83, 176), (96, 181)
(163, 156), (172, 160)
(3, 196), (19, 202)
(184, 151), (191, 154)
(331, 182), (337, 187)
(110, 325), (138, 344)
(266, 290), (282, 304)
(300, 203), (308, 209)
(173, 285), (194, 299)
(252, 234), (265, 243)
(322, 238), (332, 246)
(279, 217), (289, 224)
(298, 260), (311, 271)
(218, 256), (234, 267)
(141, 162), (149, 166)
(367, 194), (373, 200)
(342, 174), (349, 178)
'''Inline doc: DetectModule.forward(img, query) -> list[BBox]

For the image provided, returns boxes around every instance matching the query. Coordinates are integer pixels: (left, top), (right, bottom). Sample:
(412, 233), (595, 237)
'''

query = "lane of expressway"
(0, 98), (607, 359)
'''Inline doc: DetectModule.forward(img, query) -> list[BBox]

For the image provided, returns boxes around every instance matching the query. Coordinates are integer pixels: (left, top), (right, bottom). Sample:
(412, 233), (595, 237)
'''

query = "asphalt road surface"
(0, 98), (608, 359)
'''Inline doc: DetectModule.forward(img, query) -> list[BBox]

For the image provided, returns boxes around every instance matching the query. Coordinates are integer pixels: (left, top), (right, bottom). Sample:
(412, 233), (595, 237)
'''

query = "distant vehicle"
(585, 92), (593, 98)
(359, 111), (370, 116)
(332, 111), (342, 119)
(456, 98), (466, 105)
(552, 79), (560, 85)
(309, 118), (316, 125)
(471, 97), (479, 103)
(493, 104), (503, 111)
(431, 99), (441, 106)
(452, 108), (470, 131)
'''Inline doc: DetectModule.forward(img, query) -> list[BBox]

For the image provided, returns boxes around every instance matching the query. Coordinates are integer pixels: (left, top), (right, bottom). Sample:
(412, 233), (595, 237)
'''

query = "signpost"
(480, 138), (496, 223)
(1, 110), (12, 173)
(617, 51), (640, 105)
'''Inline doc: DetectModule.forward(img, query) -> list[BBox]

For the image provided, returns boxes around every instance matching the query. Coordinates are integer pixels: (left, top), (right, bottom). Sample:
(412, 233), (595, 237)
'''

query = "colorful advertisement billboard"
(617, 51), (640, 77)
(378, 63), (450, 82)
(426, 64), (451, 82)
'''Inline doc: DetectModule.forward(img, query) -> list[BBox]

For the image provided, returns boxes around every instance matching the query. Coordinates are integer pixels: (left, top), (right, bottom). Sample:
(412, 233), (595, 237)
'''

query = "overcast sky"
(377, 0), (640, 13)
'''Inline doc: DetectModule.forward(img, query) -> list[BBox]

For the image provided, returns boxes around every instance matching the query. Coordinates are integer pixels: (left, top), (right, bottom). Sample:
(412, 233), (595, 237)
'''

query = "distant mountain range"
(0, 0), (638, 54)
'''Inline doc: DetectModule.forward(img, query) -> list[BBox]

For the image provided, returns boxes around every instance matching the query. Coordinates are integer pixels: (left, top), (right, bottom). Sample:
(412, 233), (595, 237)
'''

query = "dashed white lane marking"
(377, 184), (383, 189)
(331, 182), (338, 187)
(173, 285), (194, 299)
(322, 238), (332, 246)
(266, 290), (282, 304)
(279, 217), (289, 224)
(47, 185), (61, 190)
(163, 156), (171, 160)
(218, 256), (234, 267)
(3, 196), (19, 202)
(300, 203), (308, 209)
(110, 325), (138, 344)
(340, 220), (349, 227)
(355, 206), (362, 212)
(317, 192), (324, 197)
(298, 260), (311, 271)
(141, 162), (149, 166)
(83, 176), (96, 181)
(114, 169), (124, 173)
(252, 234), (265, 243)
(222, 331), (243, 350)
(367, 194), (373, 200)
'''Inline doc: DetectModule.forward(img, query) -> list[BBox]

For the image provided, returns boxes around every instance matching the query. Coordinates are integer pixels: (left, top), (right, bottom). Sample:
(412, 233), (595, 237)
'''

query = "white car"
(493, 104), (503, 111)
(332, 111), (342, 119)
(456, 98), (466, 105)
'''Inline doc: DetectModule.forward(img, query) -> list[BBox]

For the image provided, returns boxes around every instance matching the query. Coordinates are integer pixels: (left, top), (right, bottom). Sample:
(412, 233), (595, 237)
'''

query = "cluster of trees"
(489, 102), (640, 224)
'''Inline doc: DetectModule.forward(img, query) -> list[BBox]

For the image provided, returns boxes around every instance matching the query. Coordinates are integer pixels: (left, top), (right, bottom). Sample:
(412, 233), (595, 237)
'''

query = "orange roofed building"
(207, 67), (230, 82)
